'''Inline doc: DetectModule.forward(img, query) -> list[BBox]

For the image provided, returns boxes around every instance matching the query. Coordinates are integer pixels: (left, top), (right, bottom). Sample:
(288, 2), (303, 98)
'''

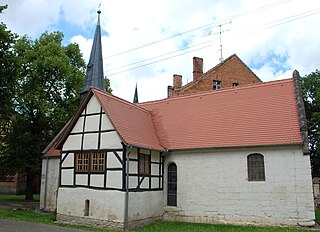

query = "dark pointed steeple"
(80, 10), (105, 101)
(133, 83), (139, 103)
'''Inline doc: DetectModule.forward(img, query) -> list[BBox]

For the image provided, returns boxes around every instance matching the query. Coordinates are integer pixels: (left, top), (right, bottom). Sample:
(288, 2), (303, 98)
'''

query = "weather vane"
(97, 3), (101, 14)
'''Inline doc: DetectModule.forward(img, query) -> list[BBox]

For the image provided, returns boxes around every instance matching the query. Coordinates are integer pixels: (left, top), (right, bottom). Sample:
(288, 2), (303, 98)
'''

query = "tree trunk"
(25, 170), (34, 201)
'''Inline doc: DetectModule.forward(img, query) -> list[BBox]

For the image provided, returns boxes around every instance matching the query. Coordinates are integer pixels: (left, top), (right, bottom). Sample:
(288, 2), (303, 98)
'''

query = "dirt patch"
(0, 201), (39, 210)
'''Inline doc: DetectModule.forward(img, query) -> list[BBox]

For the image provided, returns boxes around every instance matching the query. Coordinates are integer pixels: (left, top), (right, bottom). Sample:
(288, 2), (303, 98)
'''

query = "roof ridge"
(140, 78), (293, 106)
(92, 87), (150, 114)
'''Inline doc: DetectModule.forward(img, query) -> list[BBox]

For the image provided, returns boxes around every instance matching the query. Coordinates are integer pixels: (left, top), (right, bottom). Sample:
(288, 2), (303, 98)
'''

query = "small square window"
(232, 82), (239, 87)
(76, 153), (89, 172)
(213, 80), (221, 90)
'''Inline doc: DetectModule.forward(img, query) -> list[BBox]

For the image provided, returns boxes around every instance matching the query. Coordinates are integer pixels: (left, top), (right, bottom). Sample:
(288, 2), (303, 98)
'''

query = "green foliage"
(302, 70), (320, 176)
(0, 4), (18, 136)
(0, 17), (86, 199)
(0, 4), (7, 13)
(104, 77), (113, 93)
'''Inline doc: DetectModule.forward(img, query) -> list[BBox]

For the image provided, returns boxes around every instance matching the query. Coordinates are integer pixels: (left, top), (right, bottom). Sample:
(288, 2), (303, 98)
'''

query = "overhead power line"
(105, 0), (293, 59)
(106, 44), (212, 76)
(105, 7), (320, 76)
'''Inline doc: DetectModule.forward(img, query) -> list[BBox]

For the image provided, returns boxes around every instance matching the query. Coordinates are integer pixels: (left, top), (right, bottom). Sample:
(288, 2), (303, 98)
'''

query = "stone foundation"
(128, 215), (163, 230)
(57, 214), (124, 230)
(163, 207), (315, 227)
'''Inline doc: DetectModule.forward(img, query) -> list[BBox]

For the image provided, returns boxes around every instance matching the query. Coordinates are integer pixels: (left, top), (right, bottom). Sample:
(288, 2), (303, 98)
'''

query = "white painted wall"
(57, 187), (125, 222)
(164, 146), (315, 226)
(86, 95), (101, 114)
(128, 191), (164, 222)
(40, 157), (60, 211)
(100, 131), (122, 149)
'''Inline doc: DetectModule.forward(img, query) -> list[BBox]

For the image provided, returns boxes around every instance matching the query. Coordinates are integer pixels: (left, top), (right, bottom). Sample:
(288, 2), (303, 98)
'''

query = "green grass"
(316, 208), (320, 223)
(0, 209), (114, 231)
(0, 209), (317, 232)
(135, 221), (312, 232)
(0, 194), (39, 202)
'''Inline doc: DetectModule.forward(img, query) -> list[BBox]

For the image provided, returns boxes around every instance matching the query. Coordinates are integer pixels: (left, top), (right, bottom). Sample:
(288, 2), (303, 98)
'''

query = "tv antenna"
(218, 21), (232, 62)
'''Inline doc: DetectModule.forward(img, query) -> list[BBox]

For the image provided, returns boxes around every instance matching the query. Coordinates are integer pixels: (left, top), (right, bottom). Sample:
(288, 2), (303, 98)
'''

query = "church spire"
(80, 10), (105, 101)
(133, 83), (139, 103)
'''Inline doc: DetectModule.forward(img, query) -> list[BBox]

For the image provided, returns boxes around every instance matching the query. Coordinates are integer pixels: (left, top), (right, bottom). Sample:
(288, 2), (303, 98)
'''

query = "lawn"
(0, 194), (39, 202)
(0, 209), (317, 232)
(136, 221), (314, 232)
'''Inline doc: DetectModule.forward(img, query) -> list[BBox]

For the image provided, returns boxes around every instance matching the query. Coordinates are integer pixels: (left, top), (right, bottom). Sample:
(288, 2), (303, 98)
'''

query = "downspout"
(43, 157), (49, 210)
(124, 145), (132, 230)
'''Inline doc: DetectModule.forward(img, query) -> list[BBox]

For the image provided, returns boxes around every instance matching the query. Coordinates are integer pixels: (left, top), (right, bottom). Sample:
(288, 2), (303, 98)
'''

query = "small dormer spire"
(80, 9), (105, 102)
(133, 83), (139, 103)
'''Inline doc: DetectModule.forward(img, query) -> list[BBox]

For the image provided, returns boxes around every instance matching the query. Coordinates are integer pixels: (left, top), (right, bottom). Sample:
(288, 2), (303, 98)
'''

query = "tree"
(104, 77), (113, 93)
(0, 4), (18, 146)
(0, 30), (86, 200)
(301, 70), (320, 177)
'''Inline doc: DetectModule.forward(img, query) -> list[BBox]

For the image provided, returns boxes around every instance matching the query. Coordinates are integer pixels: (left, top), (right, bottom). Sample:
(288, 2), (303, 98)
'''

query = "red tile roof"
(54, 77), (303, 154)
(94, 91), (164, 151)
(93, 78), (302, 151)
(43, 142), (61, 157)
(139, 78), (302, 150)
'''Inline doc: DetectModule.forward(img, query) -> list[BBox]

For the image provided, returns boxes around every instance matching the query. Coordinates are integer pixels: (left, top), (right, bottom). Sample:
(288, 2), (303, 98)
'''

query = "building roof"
(139, 78), (302, 150)
(56, 75), (304, 153)
(94, 90), (163, 151)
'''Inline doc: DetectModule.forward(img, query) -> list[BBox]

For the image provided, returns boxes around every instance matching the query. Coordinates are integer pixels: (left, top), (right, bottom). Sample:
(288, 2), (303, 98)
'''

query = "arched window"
(167, 163), (177, 206)
(247, 153), (265, 181)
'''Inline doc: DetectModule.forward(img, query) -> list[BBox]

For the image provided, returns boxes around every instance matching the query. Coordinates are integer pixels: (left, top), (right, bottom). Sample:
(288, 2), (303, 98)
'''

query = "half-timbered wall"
(163, 146), (314, 226)
(127, 147), (164, 228)
(57, 95), (125, 229)
(128, 148), (164, 191)
(60, 95), (124, 190)
(57, 95), (165, 229)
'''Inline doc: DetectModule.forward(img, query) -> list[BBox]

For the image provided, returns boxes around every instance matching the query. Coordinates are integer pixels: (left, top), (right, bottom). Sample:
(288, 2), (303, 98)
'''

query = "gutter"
(124, 145), (132, 230)
(167, 143), (303, 152)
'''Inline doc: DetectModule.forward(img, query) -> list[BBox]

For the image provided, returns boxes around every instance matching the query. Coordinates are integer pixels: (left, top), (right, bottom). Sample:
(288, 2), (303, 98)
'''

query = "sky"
(1, 0), (320, 102)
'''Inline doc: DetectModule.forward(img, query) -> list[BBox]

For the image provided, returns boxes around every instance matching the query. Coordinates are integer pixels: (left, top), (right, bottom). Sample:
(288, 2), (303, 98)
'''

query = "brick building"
(168, 54), (261, 97)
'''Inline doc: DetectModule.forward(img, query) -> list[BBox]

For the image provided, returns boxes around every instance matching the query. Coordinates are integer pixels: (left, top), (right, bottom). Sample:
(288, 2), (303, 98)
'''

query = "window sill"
(164, 206), (180, 211)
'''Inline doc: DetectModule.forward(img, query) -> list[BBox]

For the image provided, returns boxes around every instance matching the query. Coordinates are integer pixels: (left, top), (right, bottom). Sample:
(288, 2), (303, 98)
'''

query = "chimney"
(193, 57), (203, 81)
(173, 74), (182, 89)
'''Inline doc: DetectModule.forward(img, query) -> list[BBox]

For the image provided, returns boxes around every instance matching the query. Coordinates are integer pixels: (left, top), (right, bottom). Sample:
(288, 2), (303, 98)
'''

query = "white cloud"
(1, 0), (320, 102)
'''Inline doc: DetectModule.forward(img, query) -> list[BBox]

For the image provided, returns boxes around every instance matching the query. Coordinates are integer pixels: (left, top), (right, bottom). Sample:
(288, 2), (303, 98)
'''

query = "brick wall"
(172, 54), (261, 97)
